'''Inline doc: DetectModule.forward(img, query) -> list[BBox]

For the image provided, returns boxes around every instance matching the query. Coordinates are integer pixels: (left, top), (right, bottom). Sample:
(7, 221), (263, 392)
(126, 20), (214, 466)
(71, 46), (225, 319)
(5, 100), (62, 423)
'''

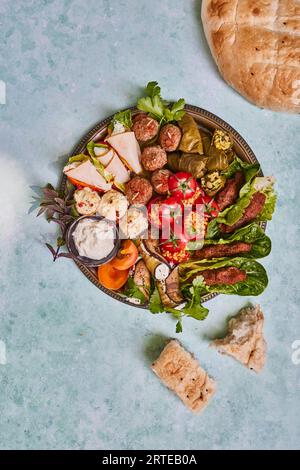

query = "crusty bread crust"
(201, 0), (300, 113)
(151, 340), (216, 413)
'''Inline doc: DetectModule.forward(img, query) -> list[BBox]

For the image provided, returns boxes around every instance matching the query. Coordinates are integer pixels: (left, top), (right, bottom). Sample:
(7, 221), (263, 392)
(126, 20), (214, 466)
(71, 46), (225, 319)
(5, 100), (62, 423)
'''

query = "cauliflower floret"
(97, 189), (128, 221)
(74, 187), (101, 216)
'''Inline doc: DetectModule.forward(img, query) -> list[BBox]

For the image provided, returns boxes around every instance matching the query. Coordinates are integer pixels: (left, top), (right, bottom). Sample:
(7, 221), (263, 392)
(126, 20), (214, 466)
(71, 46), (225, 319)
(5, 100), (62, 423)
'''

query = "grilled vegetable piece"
(137, 239), (170, 281)
(133, 260), (151, 300)
(178, 114), (204, 154)
(157, 280), (177, 308)
(165, 266), (184, 304)
(167, 152), (207, 179)
(200, 171), (226, 196)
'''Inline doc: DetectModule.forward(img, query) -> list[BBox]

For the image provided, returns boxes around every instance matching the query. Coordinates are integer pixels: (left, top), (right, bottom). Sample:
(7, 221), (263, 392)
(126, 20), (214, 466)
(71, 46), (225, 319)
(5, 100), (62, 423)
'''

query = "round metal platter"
(60, 105), (266, 309)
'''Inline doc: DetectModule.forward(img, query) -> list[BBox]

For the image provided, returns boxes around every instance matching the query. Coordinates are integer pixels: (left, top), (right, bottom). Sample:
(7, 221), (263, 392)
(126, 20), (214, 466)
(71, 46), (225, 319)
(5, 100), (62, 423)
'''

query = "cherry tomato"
(110, 240), (138, 270)
(160, 232), (191, 264)
(168, 172), (198, 200)
(195, 194), (220, 220)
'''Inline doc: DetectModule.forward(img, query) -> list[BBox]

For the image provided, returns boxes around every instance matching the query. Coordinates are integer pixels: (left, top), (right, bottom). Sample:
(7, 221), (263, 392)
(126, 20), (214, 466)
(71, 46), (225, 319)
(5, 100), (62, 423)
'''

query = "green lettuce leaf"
(204, 222), (271, 259)
(205, 219), (220, 240)
(86, 141), (108, 158)
(123, 277), (146, 304)
(222, 156), (260, 183)
(67, 153), (88, 164)
(90, 156), (114, 183)
(180, 257), (268, 297)
(108, 109), (133, 131)
(258, 193), (276, 221)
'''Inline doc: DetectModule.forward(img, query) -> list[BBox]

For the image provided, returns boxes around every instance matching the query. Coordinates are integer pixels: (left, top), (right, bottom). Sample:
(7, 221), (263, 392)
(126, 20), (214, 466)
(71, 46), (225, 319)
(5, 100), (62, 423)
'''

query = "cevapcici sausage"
(194, 241), (252, 260)
(215, 171), (245, 211)
(219, 192), (266, 234)
(201, 266), (247, 286)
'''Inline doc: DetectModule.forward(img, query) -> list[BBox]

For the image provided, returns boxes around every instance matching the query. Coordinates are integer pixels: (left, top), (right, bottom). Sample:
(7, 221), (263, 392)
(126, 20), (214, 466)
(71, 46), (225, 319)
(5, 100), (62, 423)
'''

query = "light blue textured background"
(0, 0), (299, 450)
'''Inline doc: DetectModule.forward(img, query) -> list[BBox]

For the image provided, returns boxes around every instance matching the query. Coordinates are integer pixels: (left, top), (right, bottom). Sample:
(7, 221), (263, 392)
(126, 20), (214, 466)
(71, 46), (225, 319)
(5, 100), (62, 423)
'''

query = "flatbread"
(202, 0), (300, 113)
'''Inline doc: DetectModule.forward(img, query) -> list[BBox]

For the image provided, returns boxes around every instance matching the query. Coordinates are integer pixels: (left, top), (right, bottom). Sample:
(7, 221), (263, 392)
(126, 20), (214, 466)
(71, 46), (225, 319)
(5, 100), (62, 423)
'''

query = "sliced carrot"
(110, 240), (138, 271)
(98, 261), (129, 290)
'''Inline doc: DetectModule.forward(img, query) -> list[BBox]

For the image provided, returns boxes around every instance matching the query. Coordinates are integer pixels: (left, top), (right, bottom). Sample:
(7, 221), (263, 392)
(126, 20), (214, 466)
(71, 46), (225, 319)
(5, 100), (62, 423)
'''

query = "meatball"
(125, 176), (153, 205)
(133, 112), (147, 123)
(159, 124), (182, 151)
(151, 169), (172, 195)
(141, 145), (167, 172)
(132, 115), (159, 143)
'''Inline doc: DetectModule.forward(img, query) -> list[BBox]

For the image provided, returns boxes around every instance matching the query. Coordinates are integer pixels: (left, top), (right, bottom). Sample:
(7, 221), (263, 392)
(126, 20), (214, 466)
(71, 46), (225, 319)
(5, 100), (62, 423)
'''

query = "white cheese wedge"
(105, 151), (130, 184)
(106, 132), (142, 174)
(64, 160), (112, 191)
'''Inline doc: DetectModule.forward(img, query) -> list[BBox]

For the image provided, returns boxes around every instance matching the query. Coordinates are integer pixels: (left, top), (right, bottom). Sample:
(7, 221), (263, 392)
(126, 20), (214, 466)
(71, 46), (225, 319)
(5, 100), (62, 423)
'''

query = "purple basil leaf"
(45, 243), (56, 257)
(57, 252), (74, 259)
(36, 207), (46, 217)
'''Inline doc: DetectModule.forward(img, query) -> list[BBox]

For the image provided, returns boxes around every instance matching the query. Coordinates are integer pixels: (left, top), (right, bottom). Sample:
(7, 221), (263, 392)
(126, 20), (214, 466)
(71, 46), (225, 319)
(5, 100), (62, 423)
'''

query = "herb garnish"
(137, 81), (185, 125)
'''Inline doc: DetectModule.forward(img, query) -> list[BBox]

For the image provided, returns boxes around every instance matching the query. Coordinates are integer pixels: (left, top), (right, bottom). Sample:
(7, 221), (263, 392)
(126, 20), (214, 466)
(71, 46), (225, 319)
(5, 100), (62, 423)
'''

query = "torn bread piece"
(151, 340), (216, 413)
(212, 305), (266, 373)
